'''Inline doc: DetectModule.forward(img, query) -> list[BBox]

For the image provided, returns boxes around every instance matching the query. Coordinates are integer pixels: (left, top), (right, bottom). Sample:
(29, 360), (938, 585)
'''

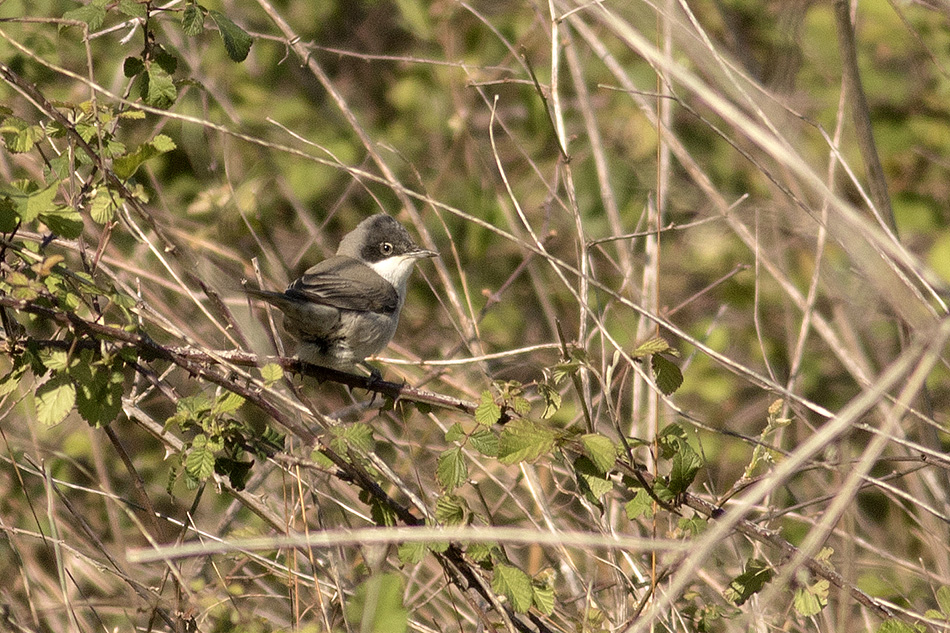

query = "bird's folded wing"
(286, 256), (399, 314)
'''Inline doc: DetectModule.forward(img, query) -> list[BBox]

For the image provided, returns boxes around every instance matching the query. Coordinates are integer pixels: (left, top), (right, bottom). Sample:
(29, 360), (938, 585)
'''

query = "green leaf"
(208, 10), (253, 62)
(331, 422), (375, 454)
(434, 493), (468, 526)
(574, 456), (613, 501)
(368, 495), (398, 527)
(581, 433), (617, 474)
(89, 189), (117, 224)
(1, 117), (45, 153)
(140, 65), (177, 109)
(937, 586), (950, 617)
(0, 197), (18, 232)
(36, 376), (76, 426)
(793, 579), (829, 617)
(877, 621), (925, 633)
(212, 390), (245, 415)
(669, 442), (702, 494)
(175, 394), (214, 421)
(498, 418), (557, 464)
(153, 49), (178, 75)
(657, 423), (688, 459)
(397, 541), (426, 565)
(40, 348), (70, 371)
(470, 428), (499, 457)
(118, 0), (146, 18)
(531, 584), (555, 615)
(63, 0), (108, 30)
(724, 558), (773, 606)
(632, 336), (671, 358)
(475, 390), (501, 426)
(467, 542), (499, 563)
(113, 134), (177, 180)
(537, 382), (561, 419)
(260, 362), (283, 385)
(186, 434), (217, 481)
(444, 422), (464, 443)
(436, 447), (467, 492)
(5, 179), (60, 223)
(40, 206), (83, 238)
(346, 573), (408, 633)
(0, 361), (28, 397)
(123, 56), (144, 78)
(491, 564), (533, 614)
(652, 354), (683, 395)
(510, 396), (530, 416)
(625, 489), (654, 520)
(182, 2), (205, 36)
(677, 516), (707, 536)
(73, 363), (124, 427)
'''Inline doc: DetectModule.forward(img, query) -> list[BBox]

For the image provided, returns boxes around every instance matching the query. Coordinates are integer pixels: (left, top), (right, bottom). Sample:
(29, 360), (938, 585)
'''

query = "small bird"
(245, 213), (436, 372)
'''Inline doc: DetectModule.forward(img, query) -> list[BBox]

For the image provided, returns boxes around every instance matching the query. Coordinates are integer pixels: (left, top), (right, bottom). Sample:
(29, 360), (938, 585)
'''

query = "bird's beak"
(413, 248), (439, 259)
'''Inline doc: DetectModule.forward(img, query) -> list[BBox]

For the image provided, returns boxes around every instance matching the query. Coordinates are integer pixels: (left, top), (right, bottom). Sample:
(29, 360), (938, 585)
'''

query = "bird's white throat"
(367, 254), (424, 296)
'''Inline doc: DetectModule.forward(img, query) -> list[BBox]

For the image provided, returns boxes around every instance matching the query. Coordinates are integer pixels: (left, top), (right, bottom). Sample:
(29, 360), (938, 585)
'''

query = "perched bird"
(245, 213), (436, 372)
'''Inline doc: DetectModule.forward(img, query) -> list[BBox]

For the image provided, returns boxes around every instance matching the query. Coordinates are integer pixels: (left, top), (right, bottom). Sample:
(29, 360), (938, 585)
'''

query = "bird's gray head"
(337, 213), (437, 291)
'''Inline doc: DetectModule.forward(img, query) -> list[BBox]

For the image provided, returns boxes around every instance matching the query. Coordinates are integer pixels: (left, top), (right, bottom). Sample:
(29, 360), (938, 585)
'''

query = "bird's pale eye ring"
(380, 242), (394, 255)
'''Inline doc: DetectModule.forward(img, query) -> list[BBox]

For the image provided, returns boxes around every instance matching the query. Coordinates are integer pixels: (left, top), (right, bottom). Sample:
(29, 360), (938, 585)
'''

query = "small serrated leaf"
(0, 362), (28, 397)
(140, 65), (177, 109)
(185, 434), (217, 481)
(724, 558), (773, 606)
(333, 422), (375, 454)
(794, 579), (829, 617)
(938, 586), (950, 618)
(40, 205), (83, 238)
(445, 422), (464, 443)
(208, 10), (253, 62)
(74, 364), (124, 427)
(625, 489), (654, 520)
(260, 362), (283, 385)
(498, 418), (557, 464)
(669, 442), (702, 494)
(574, 456), (613, 501)
(182, 2), (205, 35)
(491, 564), (533, 614)
(114, 134), (177, 180)
(397, 541), (426, 565)
(470, 428), (499, 457)
(652, 354), (683, 395)
(581, 433), (617, 474)
(36, 376), (76, 426)
(118, 0), (146, 18)
(6, 179), (60, 222)
(40, 348), (70, 371)
(124, 56), (144, 78)
(212, 390), (245, 415)
(63, 0), (107, 30)
(475, 391), (501, 426)
(537, 382), (562, 419)
(531, 584), (555, 615)
(89, 190), (117, 224)
(633, 336), (670, 358)
(436, 447), (467, 492)
(434, 493), (468, 525)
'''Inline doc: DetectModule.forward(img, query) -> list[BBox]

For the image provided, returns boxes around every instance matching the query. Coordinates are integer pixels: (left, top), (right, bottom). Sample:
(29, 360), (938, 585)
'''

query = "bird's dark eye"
(380, 242), (394, 255)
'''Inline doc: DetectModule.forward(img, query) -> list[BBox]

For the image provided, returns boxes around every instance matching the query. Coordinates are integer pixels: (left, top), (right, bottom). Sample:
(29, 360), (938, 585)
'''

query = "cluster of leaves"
(326, 338), (693, 617)
(166, 364), (284, 491)
(64, 0), (252, 109)
(0, 245), (139, 426)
